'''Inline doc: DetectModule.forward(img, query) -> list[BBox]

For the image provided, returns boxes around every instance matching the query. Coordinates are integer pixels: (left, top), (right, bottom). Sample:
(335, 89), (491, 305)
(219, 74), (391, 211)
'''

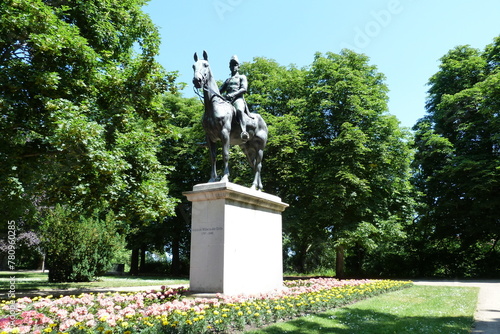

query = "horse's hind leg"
(244, 145), (262, 191)
(253, 148), (264, 190)
(208, 139), (218, 182)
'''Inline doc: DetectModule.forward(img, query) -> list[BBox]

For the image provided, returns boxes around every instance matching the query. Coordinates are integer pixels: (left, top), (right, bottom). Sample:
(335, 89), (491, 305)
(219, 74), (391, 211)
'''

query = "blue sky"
(143, 0), (500, 128)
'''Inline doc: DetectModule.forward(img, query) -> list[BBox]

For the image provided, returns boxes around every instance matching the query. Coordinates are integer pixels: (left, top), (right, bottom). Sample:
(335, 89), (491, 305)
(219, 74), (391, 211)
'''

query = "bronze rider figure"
(219, 55), (253, 142)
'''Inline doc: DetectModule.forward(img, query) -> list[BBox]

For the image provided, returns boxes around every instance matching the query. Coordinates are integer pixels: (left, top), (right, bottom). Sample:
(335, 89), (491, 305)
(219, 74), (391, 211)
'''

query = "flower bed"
(1, 278), (412, 333)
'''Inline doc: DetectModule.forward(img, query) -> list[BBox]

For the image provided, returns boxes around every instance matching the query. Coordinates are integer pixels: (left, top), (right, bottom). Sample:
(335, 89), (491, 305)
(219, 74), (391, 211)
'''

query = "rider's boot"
(241, 130), (249, 143)
(239, 111), (249, 143)
(241, 122), (249, 143)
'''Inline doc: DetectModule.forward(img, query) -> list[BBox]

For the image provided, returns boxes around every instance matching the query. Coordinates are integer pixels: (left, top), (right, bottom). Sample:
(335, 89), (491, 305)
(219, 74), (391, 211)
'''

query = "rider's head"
(229, 55), (240, 74)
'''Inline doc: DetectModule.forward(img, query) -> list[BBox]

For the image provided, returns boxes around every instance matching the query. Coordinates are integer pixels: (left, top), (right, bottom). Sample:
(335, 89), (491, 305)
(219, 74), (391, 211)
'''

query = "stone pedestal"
(183, 182), (288, 295)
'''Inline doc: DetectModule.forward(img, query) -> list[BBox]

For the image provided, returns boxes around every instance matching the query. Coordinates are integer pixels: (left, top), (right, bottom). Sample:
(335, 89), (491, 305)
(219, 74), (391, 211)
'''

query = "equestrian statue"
(192, 51), (268, 190)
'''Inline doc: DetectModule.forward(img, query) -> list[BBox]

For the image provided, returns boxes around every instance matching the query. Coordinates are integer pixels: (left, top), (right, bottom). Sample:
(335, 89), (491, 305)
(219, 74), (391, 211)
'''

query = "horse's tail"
(254, 114), (268, 146)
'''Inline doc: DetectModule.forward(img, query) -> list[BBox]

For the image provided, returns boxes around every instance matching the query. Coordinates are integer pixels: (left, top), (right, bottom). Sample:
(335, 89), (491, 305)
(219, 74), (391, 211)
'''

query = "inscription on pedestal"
(192, 227), (223, 236)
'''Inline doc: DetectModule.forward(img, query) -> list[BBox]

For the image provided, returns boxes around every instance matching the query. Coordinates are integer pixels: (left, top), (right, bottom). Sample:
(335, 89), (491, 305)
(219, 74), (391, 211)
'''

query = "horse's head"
(192, 51), (211, 89)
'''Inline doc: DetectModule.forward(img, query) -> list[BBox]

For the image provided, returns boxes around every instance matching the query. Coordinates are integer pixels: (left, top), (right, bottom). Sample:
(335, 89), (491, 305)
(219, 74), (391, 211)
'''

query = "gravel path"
(413, 280), (500, 334)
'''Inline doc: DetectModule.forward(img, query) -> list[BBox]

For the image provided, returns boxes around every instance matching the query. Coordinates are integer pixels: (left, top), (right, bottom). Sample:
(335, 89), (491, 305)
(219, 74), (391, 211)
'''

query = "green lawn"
(0, 271), (189, 292)
(245, 285), (478, 334)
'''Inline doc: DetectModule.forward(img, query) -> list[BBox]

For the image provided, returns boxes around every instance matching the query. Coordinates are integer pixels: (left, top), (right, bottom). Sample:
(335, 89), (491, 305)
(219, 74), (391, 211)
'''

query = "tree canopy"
(0, 0), (180, 280)
(0, 0), (177, 224)
(1, 0), (498, 279)
(242, 51), (414, 276)
(411, 36), (500, 277)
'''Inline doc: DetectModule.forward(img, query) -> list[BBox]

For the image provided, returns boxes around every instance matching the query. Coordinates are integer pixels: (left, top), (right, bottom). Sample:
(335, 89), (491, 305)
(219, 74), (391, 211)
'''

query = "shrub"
(40, 205), (125, 282)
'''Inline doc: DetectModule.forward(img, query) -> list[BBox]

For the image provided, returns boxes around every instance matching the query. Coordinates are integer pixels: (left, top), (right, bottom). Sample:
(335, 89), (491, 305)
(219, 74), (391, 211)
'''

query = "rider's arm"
(219, 79), (228, 94)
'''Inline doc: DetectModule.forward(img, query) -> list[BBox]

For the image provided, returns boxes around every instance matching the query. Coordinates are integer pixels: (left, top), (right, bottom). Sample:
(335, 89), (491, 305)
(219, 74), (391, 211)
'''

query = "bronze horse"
(192, 51), (268, 190)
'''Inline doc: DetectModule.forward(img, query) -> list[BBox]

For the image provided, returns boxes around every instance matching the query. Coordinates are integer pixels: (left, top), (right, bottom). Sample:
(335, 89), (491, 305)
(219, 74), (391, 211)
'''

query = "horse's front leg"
(221, 129), (230, 183)
(207, 139), (218, 183)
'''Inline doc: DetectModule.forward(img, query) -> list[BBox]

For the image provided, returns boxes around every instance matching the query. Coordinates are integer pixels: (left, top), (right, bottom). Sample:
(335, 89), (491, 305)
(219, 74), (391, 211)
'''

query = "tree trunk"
(295, 244), (310, 274)
(336, 246), (345, 278)
(130, 248), (139, 276)
(171, 238), (180, 276)
(139, 245), (146, 273)
(40, 253), (46, 272)
(173, 203), (190, 276)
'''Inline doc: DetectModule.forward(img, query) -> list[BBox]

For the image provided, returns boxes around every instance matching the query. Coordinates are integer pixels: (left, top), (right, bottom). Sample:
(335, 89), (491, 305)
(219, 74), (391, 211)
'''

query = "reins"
(193, 62), (231, 106)
(193, 85), (204, 102)
(193, 81), (229, 105)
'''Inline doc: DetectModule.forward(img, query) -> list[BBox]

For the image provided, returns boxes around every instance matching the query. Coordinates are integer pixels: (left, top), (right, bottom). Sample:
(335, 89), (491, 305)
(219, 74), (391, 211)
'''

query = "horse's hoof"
(250, 185), (263, 191)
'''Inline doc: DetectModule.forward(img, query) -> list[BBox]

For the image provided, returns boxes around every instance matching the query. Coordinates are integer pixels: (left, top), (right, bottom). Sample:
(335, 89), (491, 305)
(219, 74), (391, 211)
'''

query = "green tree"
(242, 52), (414, 276)
(412, 37), (500, 277)
(241, 58), (314, 272)
(153, 89), (207, 276)
(0, 0), (179, 280)
(241, 58), (308, 195)
(303, 51), (414, 277)
(0, 0), (177, 222)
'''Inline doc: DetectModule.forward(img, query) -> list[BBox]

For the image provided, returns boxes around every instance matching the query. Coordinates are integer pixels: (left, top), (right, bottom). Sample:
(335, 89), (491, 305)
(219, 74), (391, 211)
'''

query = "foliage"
(411, 36), (500, 277)
(242, 52), (415, 276)
(0, 0), (183, 281)
(155, 91), (208, 275)
(0, 0), (177, 228)
(160, 90), (209, 191)
(40, 205), (126, 282)
(0, 278), (411, 333)
(3, 0), (497, 280)
(0, 230), (42, 270)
